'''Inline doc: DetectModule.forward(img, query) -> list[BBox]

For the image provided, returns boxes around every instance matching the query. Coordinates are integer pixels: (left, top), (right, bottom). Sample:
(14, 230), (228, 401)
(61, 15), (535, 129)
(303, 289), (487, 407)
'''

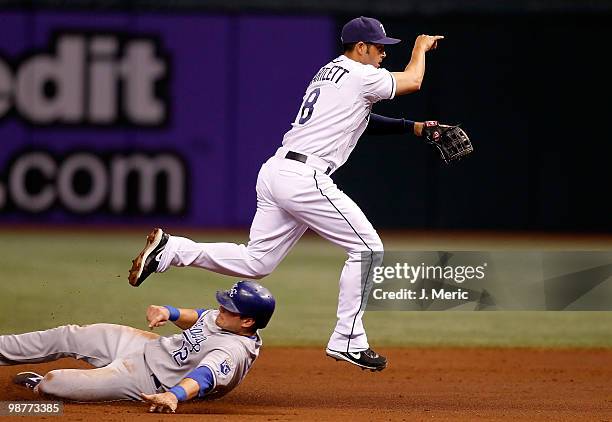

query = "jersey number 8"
(296, 88), (321, 125)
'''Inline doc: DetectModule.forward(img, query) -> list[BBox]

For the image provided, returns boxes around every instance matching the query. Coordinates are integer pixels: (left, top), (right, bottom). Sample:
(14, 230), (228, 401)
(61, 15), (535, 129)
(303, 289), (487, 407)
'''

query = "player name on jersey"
(310, 65), (350, 86)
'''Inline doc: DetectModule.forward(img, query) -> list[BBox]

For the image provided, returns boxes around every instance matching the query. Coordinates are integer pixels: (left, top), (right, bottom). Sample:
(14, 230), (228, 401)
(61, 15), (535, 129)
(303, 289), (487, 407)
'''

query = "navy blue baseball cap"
(341, 16), (401, 45)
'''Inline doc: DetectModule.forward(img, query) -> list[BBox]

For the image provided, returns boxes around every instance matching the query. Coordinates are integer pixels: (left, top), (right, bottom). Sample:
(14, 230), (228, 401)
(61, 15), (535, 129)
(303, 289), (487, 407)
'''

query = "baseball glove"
(422, 121), (473, 164)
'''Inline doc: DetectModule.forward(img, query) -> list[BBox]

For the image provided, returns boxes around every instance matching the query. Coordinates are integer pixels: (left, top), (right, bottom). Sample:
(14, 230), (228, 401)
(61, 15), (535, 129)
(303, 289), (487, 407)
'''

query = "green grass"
(1, 230), (612, 347)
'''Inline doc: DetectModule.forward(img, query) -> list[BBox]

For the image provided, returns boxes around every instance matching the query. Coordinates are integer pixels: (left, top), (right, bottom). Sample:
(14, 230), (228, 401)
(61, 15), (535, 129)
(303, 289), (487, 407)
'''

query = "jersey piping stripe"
(313, 170), (375, 353)
(389, 73), (396, 99)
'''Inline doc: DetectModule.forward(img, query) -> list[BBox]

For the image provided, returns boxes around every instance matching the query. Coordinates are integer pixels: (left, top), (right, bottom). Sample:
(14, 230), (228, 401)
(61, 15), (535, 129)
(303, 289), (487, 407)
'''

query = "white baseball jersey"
(282, 55), (396, 171)
(145, 309), (261, 399)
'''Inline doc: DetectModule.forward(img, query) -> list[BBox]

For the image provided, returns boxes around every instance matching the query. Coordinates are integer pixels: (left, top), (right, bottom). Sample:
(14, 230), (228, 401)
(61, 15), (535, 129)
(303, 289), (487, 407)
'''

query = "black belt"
(285, 151), (332, 175)
(151, 373), (162, 390)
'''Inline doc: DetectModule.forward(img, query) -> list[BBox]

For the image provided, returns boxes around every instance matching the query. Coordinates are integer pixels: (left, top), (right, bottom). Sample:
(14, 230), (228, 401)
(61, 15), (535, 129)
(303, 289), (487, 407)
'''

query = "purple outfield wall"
(0, 12), (334, 227)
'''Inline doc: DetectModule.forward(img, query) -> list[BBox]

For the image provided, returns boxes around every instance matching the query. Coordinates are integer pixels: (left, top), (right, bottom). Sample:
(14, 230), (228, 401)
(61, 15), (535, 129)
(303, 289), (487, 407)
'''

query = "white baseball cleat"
(128, 228), (169, 287)
(325, 347), (388, 371)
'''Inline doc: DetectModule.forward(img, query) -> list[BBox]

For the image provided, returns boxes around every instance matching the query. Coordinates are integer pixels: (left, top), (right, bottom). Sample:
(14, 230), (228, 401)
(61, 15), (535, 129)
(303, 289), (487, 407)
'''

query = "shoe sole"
(325, 349), (387, 372)
(128, 228), (164, 287)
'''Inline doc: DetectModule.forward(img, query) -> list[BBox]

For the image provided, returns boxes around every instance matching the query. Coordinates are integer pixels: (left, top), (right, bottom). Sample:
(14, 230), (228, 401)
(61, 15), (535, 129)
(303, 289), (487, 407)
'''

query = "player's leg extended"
(36, 352), (158, 401)
(157, 207), (306, 279)
(0, 324), (158, 367)
(277, 166), (384, 365)
(133, 161), (307, 284)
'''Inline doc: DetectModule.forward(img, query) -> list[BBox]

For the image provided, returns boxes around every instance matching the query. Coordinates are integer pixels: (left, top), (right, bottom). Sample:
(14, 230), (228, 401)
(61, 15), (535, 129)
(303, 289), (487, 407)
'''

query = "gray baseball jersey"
(145, 309), (261, 399)
(0, 310), (261, 402)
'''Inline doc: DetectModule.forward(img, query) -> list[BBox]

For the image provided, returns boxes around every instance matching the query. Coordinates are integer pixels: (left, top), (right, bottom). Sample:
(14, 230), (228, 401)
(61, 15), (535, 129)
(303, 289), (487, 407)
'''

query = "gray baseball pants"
(0, 324), (161, 401)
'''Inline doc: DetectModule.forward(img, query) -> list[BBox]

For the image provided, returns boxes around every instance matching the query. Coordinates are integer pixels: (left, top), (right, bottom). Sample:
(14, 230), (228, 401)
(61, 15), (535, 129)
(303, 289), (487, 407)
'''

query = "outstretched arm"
(365, 114), (424, 137)
(141, 366), (214, 413)
(392, 35), (444, 96)
(140, 378), (198, 413)
(146, 305), (204, 330)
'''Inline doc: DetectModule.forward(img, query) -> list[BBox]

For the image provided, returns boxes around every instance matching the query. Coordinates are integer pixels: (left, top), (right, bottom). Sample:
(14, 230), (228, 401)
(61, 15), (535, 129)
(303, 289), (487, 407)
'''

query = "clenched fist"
(146, 305), (170, 329)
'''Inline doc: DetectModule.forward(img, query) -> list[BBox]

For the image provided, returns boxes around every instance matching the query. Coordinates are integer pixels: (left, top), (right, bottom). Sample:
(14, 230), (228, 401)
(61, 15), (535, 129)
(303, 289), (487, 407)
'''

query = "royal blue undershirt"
(169, 366), (214, 401)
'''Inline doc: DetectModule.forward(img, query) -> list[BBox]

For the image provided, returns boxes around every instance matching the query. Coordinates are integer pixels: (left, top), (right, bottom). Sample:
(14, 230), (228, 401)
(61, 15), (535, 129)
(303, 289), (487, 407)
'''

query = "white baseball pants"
(158, 149), (383, 352)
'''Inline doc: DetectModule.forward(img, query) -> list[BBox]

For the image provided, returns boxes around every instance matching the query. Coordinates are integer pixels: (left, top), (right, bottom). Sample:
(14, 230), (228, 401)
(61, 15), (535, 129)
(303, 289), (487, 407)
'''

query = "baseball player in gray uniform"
(0, 281), (274, 413)
(129, 16), (443, 372)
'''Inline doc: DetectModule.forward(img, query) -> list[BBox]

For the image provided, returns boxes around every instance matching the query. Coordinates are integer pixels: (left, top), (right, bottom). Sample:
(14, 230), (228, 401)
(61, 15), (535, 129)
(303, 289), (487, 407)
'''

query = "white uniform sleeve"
(199, 349), (241, 390)
(362, 66), (396, 103)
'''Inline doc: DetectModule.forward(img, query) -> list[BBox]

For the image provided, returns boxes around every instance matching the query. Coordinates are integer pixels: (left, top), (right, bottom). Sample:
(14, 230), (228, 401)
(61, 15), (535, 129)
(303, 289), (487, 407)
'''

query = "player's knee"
(52, 324), (79, 333)
(247, 259), (277, 279)
(347, 237), (384, 256)
(370, 237), (384, 253)
(248, 264), (273, 279)
(55, 324), (85, 338)
(369, 231), (384, 250)
(347, 238), (384, 268)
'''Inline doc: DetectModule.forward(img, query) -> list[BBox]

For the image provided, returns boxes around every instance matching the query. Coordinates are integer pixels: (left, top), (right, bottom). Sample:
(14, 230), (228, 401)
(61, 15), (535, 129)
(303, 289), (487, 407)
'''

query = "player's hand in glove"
(146, 305), (170, 329)
(421, 120), (473, 164)
(141, 392), (178, 413)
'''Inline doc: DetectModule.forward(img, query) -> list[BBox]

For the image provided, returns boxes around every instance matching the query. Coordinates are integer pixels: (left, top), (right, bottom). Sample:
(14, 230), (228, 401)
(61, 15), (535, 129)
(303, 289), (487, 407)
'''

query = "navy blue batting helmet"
(216, 281), (276, 329)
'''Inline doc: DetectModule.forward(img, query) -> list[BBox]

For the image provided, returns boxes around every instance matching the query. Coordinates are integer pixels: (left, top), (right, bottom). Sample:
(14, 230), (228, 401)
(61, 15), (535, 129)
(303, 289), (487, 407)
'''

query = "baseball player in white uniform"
(129, 16), (443, 371)
(1, 281), (274, 413)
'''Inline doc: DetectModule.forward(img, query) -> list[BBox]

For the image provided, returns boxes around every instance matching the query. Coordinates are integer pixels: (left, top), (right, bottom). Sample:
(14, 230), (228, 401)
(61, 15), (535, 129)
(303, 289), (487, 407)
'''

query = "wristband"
(168, 385), (188, 402)
(163, 305), (180, 321)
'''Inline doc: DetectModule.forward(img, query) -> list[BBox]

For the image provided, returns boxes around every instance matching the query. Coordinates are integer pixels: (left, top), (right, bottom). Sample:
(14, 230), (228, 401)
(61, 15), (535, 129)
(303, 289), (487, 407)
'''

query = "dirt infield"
(1, 348), (611, 421)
